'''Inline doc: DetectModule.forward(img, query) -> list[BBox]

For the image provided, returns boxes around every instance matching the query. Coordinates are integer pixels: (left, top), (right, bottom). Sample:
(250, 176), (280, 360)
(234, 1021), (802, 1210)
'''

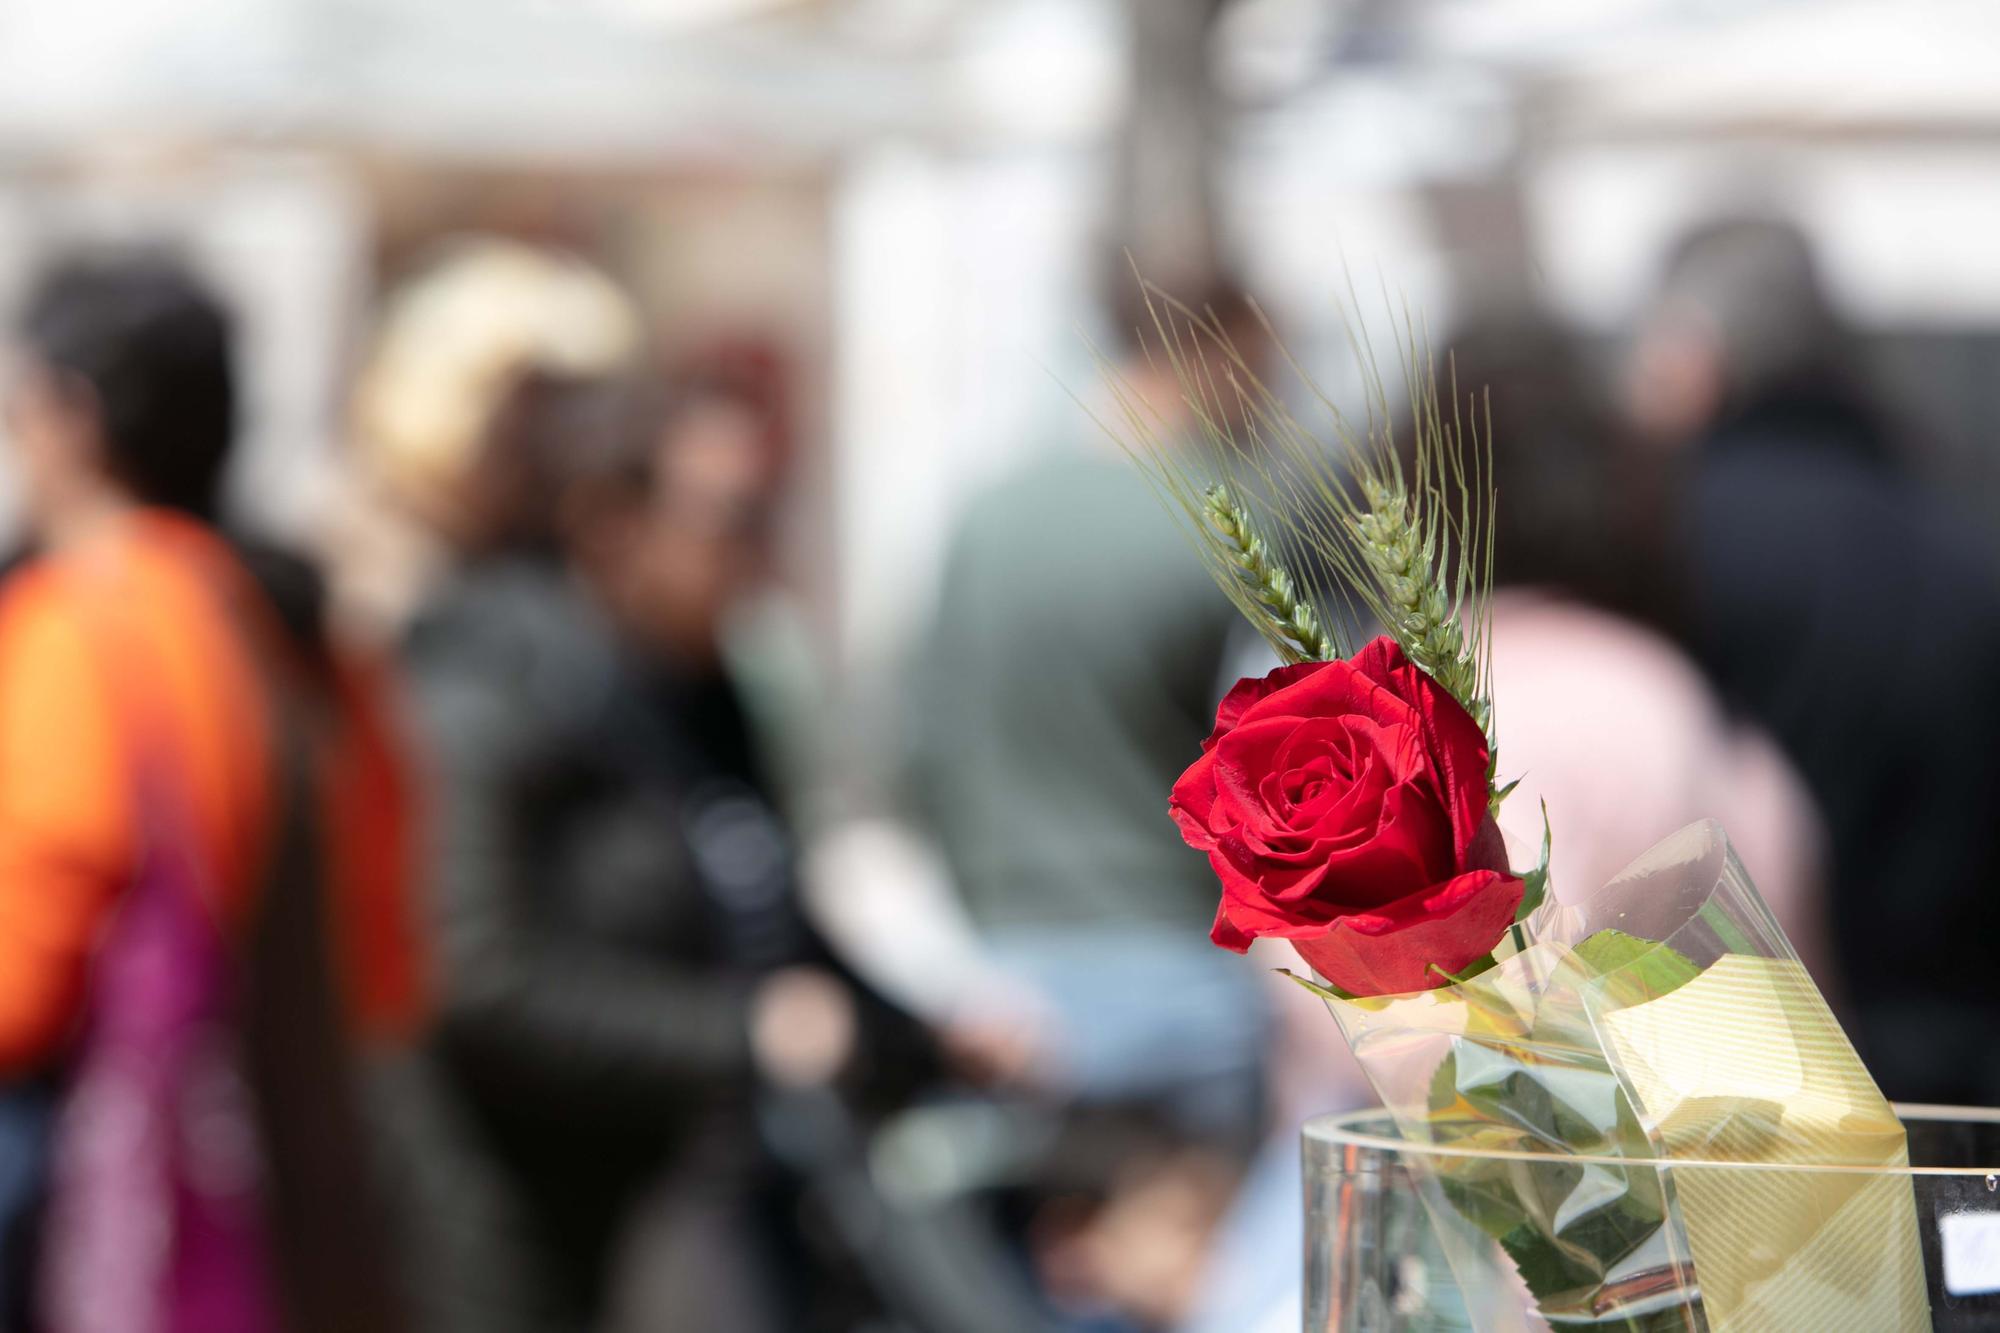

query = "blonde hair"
(352, 237), (642, 532)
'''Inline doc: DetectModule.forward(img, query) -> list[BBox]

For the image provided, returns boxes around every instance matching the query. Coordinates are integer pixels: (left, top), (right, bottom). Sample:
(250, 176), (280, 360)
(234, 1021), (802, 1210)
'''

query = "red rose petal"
(1349, 637), (1492, 864)
(1168, 749), (1223, 849)
(1289, 870), (1523, 996)
(1235, 653), (1417, 737)
(1209, 896), (1258, 952)
(1209, 718), (1309, 830)
(1206, 661), (1329, 749)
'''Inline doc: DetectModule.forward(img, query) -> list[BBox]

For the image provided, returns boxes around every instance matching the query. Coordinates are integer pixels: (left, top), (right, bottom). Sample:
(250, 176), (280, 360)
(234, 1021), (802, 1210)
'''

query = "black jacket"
(408, 561), (772, 1139)
(1682, 390), (2000, 1104)
(403, 558), (936, 1322)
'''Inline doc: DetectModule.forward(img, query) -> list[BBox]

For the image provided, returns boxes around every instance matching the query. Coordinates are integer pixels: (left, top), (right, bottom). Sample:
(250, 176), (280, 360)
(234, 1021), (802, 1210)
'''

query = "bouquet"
(1097, 286), (1927, 1330)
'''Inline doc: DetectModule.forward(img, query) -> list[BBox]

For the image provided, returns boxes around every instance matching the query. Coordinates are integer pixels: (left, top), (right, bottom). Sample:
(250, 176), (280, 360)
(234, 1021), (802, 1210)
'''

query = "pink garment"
(37, 763), (277, 1333)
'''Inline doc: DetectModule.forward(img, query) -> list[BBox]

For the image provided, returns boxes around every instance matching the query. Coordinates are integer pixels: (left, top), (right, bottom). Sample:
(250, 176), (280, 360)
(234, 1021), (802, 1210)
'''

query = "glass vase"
(1304, 1105), (2000, 1331)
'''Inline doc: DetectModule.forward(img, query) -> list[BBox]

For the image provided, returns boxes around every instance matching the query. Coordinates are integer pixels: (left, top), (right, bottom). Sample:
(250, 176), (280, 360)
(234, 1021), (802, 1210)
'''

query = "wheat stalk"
(1349, 477), (1486, 730)
(1204, 484), (1334, 664)
(1090, 274), (1497, 743)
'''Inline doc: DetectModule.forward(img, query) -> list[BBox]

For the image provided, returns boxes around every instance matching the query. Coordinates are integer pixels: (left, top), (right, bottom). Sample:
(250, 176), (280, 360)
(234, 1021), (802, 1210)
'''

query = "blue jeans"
(0, 1082), (54, 1324)
(986, 927), (1270, 1145)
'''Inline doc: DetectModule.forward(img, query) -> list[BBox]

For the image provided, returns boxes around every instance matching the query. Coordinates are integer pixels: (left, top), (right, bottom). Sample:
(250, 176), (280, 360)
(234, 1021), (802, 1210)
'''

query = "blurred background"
(2, 1), (1999, 1331)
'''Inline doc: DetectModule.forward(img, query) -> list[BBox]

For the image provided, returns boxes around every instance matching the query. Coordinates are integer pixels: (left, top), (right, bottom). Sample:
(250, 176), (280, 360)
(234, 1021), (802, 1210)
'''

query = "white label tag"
(1940, 1211), (2000, 1296)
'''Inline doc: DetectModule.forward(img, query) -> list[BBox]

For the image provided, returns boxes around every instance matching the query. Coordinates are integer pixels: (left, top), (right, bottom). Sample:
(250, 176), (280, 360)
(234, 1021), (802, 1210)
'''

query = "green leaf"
(1422, 1037), (1677, 1320)
(1513, 800), (1552, 922)
(1569, 929), (1701, 1008)
(1500, 1220), (1606, 1305)
(1274, 968), (1353, 1003)
(1427, 952), (1499, 987)
(1438, 1168), (1531, 1242)
(1696, 898), (1759, 957)
(1490, 775), (1522, 810)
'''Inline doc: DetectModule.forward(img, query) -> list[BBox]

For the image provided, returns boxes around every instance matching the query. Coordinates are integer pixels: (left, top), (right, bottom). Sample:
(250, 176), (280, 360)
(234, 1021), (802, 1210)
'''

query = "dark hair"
(19, 253), (236, 519)
(1437, 314), (1680, 629)
(533, 373), (781, 500)
(464, 371), (662, 557)
(524, 373), (664, 503)
(1654, 216), (1853, 418)
(1105, 269), (1264, 361)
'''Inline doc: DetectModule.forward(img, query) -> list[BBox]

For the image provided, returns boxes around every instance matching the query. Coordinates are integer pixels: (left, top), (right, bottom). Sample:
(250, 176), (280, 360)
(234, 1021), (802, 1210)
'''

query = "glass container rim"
(1304, 1102), (2000, 1177)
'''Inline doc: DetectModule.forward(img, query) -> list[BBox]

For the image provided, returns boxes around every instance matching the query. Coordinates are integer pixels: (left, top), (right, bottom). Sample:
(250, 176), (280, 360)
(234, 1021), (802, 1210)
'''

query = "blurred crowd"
(0, 200), (1996, 1333)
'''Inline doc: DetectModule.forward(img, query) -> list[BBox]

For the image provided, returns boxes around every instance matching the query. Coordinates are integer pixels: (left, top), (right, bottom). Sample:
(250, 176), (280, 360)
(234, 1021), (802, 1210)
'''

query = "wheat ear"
(1205, 485), (1335, 663)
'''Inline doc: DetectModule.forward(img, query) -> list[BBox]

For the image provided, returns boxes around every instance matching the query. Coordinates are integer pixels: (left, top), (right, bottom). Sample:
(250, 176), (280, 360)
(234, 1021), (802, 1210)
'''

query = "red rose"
(1171, 636), (1522, 996)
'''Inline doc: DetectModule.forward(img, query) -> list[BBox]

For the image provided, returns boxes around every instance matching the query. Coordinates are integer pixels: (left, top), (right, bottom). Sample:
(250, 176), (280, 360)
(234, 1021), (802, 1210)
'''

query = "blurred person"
(332, 240), (650, 1333)
(1626, 218), (2000, 1103)
(902, 281), (1279, 1331)
(907, 282), (1274, 1134)
(0, 253), (409, 1330)
(404, 374), (936, 1333)
(331, 237), (642, 640)
(1458, 316), (1825, 949)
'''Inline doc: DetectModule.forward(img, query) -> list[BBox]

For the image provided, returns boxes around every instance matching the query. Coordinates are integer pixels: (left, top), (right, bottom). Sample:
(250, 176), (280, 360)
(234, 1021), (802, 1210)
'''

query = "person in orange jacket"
(0, 252), (422, 1328)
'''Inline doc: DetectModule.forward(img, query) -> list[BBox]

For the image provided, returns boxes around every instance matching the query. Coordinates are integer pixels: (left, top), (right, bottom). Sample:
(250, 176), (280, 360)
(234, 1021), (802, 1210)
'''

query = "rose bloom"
(1170, 636), (1522, 996)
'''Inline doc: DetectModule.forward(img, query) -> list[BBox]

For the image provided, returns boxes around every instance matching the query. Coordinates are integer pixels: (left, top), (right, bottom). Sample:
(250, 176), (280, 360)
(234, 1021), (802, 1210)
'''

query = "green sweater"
(908, 450), (1238, 933)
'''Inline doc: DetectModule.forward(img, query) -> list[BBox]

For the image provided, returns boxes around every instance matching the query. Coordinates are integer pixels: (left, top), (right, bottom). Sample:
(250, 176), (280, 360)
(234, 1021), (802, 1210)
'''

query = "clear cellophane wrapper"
(1330, 821), (1928, 1331)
